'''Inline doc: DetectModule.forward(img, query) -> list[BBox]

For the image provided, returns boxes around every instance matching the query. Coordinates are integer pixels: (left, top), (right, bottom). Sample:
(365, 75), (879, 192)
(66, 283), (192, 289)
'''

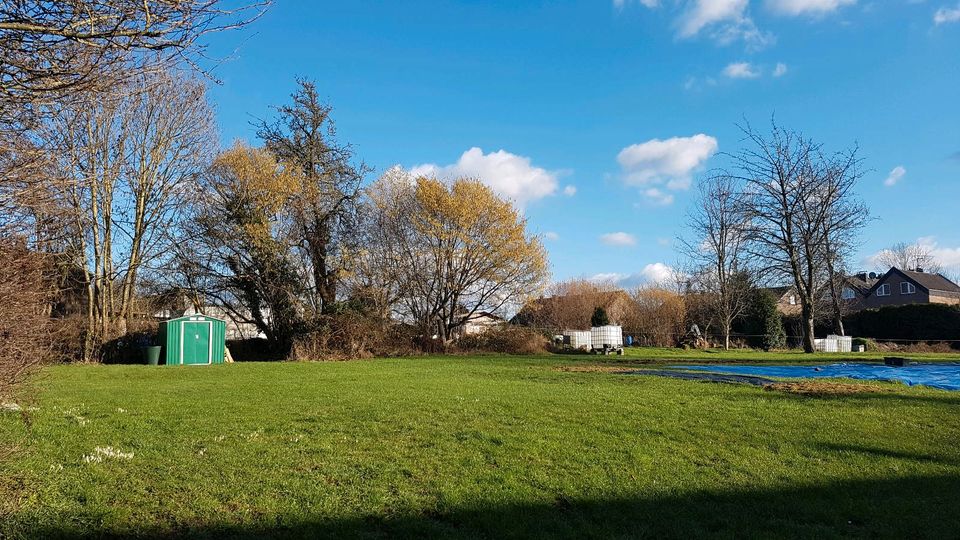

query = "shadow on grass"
(9, 474), (960, 539)
(754, 385), (960, 407)
(815, 442), (960, 467)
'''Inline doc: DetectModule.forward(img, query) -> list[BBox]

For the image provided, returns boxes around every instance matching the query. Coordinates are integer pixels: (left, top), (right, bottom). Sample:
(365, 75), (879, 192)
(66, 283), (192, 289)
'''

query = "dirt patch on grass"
(763, 381), (889, 396)
(556, 365), (638, 374)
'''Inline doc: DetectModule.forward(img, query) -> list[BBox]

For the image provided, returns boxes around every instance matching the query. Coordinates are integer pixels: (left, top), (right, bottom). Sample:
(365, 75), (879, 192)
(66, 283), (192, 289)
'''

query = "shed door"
(182, 321), (211, 365)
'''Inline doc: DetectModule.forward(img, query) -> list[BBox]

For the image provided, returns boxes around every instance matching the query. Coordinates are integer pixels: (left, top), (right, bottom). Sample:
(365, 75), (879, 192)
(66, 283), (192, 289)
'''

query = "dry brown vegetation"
(0, 240), (51, 399)
(764, 381), (889, 396)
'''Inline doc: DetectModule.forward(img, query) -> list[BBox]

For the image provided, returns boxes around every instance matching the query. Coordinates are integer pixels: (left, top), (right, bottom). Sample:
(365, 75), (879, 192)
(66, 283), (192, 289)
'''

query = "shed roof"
(163, 314), (227, 323)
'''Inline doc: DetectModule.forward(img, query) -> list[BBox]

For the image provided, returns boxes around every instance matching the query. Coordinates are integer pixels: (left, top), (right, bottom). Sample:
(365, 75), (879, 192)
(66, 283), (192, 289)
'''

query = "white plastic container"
(563, 330), (593, 350)
(591, 325), (623, 350)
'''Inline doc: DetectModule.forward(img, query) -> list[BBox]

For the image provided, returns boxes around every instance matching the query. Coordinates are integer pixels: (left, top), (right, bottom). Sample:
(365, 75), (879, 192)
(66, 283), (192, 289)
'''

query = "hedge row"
(844, 303), (960, 342)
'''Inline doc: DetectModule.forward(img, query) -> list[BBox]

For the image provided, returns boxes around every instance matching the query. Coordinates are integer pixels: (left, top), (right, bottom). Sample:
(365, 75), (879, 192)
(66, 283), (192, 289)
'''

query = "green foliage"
(590, 306), (610, 327)
(739, 289), (786, 350)
(4, 358), (960, 537)
(845, 304), (960, 342)
(851, 337), (878, 352)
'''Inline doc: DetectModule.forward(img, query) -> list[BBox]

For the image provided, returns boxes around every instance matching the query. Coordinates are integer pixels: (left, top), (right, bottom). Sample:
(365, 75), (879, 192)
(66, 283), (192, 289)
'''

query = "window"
(841, 287), (856, 300)
(789, 295), (796, 305)
(876, 284), (891, 297)
(901, 282), (916, 295)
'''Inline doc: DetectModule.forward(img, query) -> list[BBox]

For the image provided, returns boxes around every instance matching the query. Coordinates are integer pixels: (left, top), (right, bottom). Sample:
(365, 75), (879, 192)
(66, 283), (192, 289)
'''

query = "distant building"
(766, 267), (960, 315)
(765, 286), (801, 316)
(861, 268), (960, 308)
(838, 271), (882, 311)
(453, 311), (505, 337)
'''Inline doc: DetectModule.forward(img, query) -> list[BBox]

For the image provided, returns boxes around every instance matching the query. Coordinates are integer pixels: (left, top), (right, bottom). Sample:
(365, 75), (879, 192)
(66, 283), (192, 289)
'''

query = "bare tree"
(821, 152), (869, 336)
(39, 69), (215, 359)
(0, 1), (268, 118)
(875, 241), (942, 274)
(257, 80), (368, 316)
(681, 173), (752, 349)
(735, 121), (867, 353)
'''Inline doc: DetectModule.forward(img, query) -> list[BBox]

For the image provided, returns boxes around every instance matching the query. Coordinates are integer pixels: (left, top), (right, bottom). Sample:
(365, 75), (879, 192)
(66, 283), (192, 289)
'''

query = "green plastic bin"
(144, 346), (162, 366)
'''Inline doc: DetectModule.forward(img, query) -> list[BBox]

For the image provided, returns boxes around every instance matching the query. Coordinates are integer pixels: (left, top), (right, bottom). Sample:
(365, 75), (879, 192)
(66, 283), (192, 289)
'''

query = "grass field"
(3, 353), (960, 538)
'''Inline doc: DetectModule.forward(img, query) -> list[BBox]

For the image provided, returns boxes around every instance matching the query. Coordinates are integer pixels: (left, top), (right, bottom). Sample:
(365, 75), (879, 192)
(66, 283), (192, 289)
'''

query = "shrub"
(100, 327), (158, 365)
(590, 307), (610, 327)
(455, 326), (549, 355)
(851, 337), (878, 352)
(738, 289), (786, 351)
(0, 240), (52, 399)
(291, 314), (421, 361)
(845, 304), (960, 342)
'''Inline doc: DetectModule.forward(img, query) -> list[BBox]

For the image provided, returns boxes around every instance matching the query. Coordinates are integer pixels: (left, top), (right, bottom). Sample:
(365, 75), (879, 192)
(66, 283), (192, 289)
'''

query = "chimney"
(916, 267), (924, 273)
(857, 271), (868, 281)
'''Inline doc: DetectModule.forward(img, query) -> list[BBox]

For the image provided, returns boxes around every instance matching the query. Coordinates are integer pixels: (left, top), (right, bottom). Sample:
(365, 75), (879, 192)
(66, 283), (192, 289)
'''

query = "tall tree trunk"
(800, 302), (816, 353)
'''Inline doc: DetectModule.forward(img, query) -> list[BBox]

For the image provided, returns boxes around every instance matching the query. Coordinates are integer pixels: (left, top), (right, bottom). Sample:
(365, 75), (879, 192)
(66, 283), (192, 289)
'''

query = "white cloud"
(676, 0), (775, 50)
(600, 232), (638, 246)
(617, 134), (718, 204)
(614, 0), (660, 7)
(918, 237), (960, 270)
(588, 263), (679, 288)
(723, 62), (761, 78)
(935, 4), (960, 24)
(773, 62), (788, 77)
(543, 231), (560, 241)
(643, 188), (675, 206)
(563, 185), (577, 196)
(409, 147), (560, 210)
(866, 237), (960, 274)
(884, 165), (906, 187)
(766, 0), (857, 16)
(678, 0), (749, 37)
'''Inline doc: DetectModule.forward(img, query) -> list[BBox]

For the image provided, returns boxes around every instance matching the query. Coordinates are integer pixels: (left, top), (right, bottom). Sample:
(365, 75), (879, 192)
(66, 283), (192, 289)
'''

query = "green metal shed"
(158, 314), (227, 366)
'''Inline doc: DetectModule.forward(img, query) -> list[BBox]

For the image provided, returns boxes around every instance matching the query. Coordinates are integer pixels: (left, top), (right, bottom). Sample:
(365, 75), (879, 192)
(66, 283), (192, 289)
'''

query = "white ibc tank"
(563, 330), (593, 350)
(591, 325), (623, 349)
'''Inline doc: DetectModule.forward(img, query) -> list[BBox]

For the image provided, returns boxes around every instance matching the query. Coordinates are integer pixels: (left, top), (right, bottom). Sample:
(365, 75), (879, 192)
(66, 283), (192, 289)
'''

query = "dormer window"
(841, 287), (856, 300)
(901, 282), (916, 295)
(876, 284), (891, 297)
(789, 295), (796, 305)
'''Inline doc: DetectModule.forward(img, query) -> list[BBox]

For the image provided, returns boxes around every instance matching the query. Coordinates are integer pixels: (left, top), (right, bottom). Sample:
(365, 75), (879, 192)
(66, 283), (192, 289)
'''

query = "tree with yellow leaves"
(177, 142), (304, 353)
(362, 169), (549, 343)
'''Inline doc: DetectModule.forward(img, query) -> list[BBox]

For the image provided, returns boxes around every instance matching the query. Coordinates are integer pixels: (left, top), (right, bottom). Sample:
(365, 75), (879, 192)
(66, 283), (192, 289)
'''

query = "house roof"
(871, 268), (960, 296)
(845, 273), (879, 295)
(763, 286), (794, 299)
(899, 269), (960, 294)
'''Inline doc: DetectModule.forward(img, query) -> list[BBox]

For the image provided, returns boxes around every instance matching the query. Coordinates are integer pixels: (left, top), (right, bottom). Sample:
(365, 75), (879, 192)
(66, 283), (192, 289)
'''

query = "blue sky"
(203, 0), (960, 285)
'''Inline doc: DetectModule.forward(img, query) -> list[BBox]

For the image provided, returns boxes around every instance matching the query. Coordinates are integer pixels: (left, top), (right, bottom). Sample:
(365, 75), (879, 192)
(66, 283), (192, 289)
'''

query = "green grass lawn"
(3, 354), (960, 538)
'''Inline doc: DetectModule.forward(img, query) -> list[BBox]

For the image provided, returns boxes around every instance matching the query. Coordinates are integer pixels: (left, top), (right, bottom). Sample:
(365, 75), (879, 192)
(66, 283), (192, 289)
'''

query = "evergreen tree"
(591, 306), (610, 327)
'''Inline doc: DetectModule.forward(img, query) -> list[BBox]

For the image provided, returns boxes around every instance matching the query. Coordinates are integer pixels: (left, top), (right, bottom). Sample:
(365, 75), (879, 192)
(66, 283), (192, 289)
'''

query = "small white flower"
(82, 446), (134, 464)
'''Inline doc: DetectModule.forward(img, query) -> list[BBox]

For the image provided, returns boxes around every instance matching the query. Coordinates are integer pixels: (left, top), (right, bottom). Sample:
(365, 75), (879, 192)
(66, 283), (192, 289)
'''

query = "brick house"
(862, 268), (960, 308)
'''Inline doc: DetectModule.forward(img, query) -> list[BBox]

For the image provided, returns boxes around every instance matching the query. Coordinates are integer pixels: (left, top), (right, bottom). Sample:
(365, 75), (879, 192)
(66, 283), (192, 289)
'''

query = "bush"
(0, 240), (51, 399)
(845, 304), (960, 343)
(291, 314), (421, 361)
(100, 327), (158, 364)
(739, 289), (786, 351)
(455, 326), (549, 355)
(851, 337), (878, 352)
(590, 307), (610, 327)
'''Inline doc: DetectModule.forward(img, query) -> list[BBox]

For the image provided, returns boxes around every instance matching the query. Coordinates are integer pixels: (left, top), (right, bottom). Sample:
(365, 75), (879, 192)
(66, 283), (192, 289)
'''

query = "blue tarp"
(672, 363), (960, 391)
